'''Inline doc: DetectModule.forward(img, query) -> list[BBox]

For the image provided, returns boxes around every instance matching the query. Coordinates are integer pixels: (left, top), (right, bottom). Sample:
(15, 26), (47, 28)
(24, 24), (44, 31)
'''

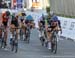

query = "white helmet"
(50, 11), (54, 16)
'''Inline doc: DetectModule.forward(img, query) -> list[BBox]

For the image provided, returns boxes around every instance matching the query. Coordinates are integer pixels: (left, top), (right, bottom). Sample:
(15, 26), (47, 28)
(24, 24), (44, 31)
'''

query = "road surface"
(0, 29), (75, 58)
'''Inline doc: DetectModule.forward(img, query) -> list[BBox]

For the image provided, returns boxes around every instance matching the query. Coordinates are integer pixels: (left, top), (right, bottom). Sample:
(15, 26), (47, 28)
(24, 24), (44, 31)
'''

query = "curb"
(60, 36), (75, 42)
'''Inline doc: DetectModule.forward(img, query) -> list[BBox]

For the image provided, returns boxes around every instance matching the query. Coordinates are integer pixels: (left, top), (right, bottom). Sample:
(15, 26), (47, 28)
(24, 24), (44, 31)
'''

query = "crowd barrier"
(58, 17), (75, 41)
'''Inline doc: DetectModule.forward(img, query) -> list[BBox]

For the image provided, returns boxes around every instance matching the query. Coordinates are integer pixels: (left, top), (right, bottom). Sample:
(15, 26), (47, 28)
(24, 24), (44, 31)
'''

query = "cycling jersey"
(20, 22), (26, 29)
(11, 18), (19, 27)
(40, 20), (45, 27)
(2, 13), (9, 27)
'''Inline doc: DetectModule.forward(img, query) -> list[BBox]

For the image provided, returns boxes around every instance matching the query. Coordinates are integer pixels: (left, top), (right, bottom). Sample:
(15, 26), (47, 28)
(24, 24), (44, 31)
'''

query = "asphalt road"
(0, 29), (75, 58)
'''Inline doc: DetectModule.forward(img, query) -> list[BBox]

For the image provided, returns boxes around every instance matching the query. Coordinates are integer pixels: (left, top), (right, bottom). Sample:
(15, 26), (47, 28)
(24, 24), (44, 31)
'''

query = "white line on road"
(43, 55), (75, 58)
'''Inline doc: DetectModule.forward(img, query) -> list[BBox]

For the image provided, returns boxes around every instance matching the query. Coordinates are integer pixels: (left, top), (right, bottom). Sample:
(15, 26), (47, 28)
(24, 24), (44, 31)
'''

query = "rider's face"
(6, 15), (9, 18)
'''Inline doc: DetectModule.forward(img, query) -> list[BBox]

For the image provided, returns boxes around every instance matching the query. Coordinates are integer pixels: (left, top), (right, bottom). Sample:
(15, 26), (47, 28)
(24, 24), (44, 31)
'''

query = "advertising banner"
(17, 0), (23, 8)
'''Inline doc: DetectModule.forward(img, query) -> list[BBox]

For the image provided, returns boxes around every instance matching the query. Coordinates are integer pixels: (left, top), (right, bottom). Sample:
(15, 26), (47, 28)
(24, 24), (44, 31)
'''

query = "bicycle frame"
(51, 30), (58, 54)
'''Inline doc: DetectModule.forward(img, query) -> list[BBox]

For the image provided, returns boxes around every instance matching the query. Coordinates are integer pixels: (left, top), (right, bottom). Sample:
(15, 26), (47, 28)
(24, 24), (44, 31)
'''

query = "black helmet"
(22, 13), (26, 16)
(6, 11), (10, 16)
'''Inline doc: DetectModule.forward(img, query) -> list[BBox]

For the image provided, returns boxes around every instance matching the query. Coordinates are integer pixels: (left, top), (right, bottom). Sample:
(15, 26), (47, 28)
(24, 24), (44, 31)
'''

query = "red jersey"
(2, 13), (9, 22)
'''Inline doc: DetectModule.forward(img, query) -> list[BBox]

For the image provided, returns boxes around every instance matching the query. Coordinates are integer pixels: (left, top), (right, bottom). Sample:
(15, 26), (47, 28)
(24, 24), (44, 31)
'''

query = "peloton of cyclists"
(38, 12), (62, 49)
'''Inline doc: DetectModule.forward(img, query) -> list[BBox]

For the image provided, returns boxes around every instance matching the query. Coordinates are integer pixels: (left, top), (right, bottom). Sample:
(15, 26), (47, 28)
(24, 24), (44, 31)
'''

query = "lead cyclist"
(46, 12), (62, 49)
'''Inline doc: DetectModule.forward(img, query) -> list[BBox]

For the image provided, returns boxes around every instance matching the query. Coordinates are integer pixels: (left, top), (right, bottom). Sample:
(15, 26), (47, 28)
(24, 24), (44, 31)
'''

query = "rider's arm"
(8, 16), (11, 28)
(58, 20), (62, 34)
(38, 21), (41, 30)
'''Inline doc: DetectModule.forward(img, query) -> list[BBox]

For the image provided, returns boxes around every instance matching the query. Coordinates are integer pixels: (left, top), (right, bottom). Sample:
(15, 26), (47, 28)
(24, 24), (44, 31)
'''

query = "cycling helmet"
(50, 11), (54, 17)
(21, 12), (26, 16)
(5, 11), (10, 16)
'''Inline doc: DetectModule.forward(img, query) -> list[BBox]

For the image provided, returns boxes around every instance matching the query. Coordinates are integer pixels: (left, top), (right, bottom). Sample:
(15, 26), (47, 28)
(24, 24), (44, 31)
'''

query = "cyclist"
(25, 17), (34, 30)
(10, 15), (19, 40)
(19, 12), (27, 40)
(38, 14), (47, 46)
(46, 12), (62, 49)
(24, 18), (34, 42)
(19, 12), (26, 29)
(49, 12), (62, 34)
(38, 14), (45, 38)
(38, 14), (45, 27)
(2, 11), (10, 49)
(9, 14), (20, 52)
(19, 18), (26, 40)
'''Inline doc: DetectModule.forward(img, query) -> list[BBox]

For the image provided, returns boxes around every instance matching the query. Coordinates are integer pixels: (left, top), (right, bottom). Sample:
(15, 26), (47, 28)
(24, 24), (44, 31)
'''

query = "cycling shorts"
(2, 21), (8, 27)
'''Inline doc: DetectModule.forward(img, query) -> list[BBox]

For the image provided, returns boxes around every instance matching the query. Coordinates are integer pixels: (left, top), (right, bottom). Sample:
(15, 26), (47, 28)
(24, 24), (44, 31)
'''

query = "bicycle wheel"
(51, 35), (57, 54)
(20, 29), (23, 41)
(11, 45), (14, 51)
(11, 41), (14, 51)
(3, 41), (6, 48)
(25, 30), (30, 43)
(15, 40), (18, 53)
(27, 33), (30, 43)
(15, 45), (18, 53)
(40, 37), (45, 46)
(0, 38), (3, 48)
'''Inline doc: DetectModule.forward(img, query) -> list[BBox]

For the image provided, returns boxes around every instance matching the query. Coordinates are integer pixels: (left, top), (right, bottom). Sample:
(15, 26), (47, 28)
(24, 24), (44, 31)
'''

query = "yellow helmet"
(18, 12), (22, 16)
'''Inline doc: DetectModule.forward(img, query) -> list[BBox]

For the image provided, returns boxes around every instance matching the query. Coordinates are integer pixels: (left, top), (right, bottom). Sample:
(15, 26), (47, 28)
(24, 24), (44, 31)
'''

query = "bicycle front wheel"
(51, 36), (57, 54)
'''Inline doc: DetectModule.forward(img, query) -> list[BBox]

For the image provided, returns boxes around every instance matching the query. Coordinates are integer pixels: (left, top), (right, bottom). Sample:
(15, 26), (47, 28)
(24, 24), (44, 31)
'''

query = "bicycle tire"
(15, 44), (18, 53)
(20, 29), (23, 40)
(51, 35), (57, 54)
(0, 39), (3, 48)
(40, 37), (45, 46)
(25, 30), (30, 43)
(11, 45), (14, 51)
(27, 35), (30, 43)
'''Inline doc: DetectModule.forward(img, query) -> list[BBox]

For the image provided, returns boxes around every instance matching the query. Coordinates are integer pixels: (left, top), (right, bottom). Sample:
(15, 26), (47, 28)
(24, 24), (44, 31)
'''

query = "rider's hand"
(60, 30), (62, 34)
(60, 28), (62, 34)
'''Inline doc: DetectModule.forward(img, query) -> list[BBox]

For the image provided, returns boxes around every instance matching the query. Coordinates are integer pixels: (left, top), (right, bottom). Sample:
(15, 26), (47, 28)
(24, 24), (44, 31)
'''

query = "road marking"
(43, 55), (75, 58)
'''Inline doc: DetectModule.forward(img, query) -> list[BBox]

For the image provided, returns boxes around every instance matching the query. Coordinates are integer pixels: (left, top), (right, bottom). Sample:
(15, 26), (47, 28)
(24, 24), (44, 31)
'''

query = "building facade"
(23, 0), (50, 9)
(11, 0), (50, 9)
(24, 0), (50, 9)
(50, 0), (75, 16)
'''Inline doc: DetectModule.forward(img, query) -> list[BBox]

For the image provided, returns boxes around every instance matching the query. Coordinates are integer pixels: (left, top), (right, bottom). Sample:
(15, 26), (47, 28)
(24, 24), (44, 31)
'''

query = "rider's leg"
(47, 27), (52, 42)
(4, 27), (8, 48)
(54, 26), (61, 42)
(46, 27), (52, 49)
(22, 28), (25, 40)
(47, 32), (52, 41)
(38, 30), (41, 38)
(16, 29), (18, 40)
(47, 32), (52, 49)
